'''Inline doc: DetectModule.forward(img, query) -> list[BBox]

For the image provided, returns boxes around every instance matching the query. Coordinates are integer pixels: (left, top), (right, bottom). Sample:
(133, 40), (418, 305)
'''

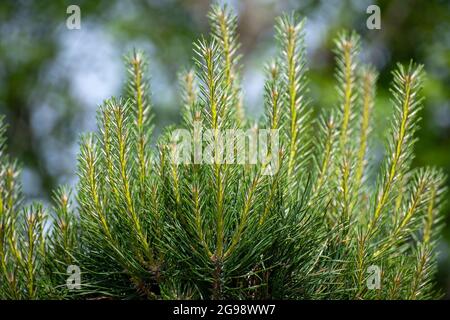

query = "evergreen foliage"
(0, 5), (447, 299)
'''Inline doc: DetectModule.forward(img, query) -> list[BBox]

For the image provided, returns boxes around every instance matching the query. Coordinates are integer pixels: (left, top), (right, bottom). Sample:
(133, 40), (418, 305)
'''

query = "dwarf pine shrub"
(0, 5), (447, 299)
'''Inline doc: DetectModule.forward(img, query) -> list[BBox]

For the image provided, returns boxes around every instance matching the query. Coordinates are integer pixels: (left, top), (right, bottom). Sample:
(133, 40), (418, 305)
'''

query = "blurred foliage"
(0, 0), (449, 296)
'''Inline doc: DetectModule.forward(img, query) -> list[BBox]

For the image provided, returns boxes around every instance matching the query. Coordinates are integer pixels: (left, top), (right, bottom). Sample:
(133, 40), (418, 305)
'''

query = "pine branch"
(208, 3), (243, 126)
(368, 62), (424, 234)
(125, 50), (154, 200)
(275, 14), (312, 182)
(355, 66), (377, 188)
(312, 112), (338, 197)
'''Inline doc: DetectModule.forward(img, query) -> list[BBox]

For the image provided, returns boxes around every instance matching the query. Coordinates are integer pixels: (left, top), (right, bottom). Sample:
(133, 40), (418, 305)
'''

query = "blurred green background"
(0, 0), (449, 297)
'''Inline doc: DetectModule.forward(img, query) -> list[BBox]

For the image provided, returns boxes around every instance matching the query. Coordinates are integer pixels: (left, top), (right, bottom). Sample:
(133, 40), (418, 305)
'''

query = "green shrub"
(0, 5), (446, 299)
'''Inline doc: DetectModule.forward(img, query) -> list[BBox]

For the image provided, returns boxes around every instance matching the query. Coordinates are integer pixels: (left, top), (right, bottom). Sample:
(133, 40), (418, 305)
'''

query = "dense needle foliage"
(0, 5), (447, 299)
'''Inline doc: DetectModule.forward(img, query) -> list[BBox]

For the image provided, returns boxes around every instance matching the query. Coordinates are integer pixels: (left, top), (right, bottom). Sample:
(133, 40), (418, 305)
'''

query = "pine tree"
(0, 5), (447, 300)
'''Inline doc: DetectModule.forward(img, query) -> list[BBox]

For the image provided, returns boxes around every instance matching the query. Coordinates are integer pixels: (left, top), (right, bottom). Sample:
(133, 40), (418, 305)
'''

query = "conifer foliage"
(0, 5), (447, 299)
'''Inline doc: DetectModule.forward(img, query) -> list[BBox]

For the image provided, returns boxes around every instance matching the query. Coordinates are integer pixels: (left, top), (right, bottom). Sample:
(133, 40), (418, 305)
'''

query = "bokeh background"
(0, 0), (449, 297)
